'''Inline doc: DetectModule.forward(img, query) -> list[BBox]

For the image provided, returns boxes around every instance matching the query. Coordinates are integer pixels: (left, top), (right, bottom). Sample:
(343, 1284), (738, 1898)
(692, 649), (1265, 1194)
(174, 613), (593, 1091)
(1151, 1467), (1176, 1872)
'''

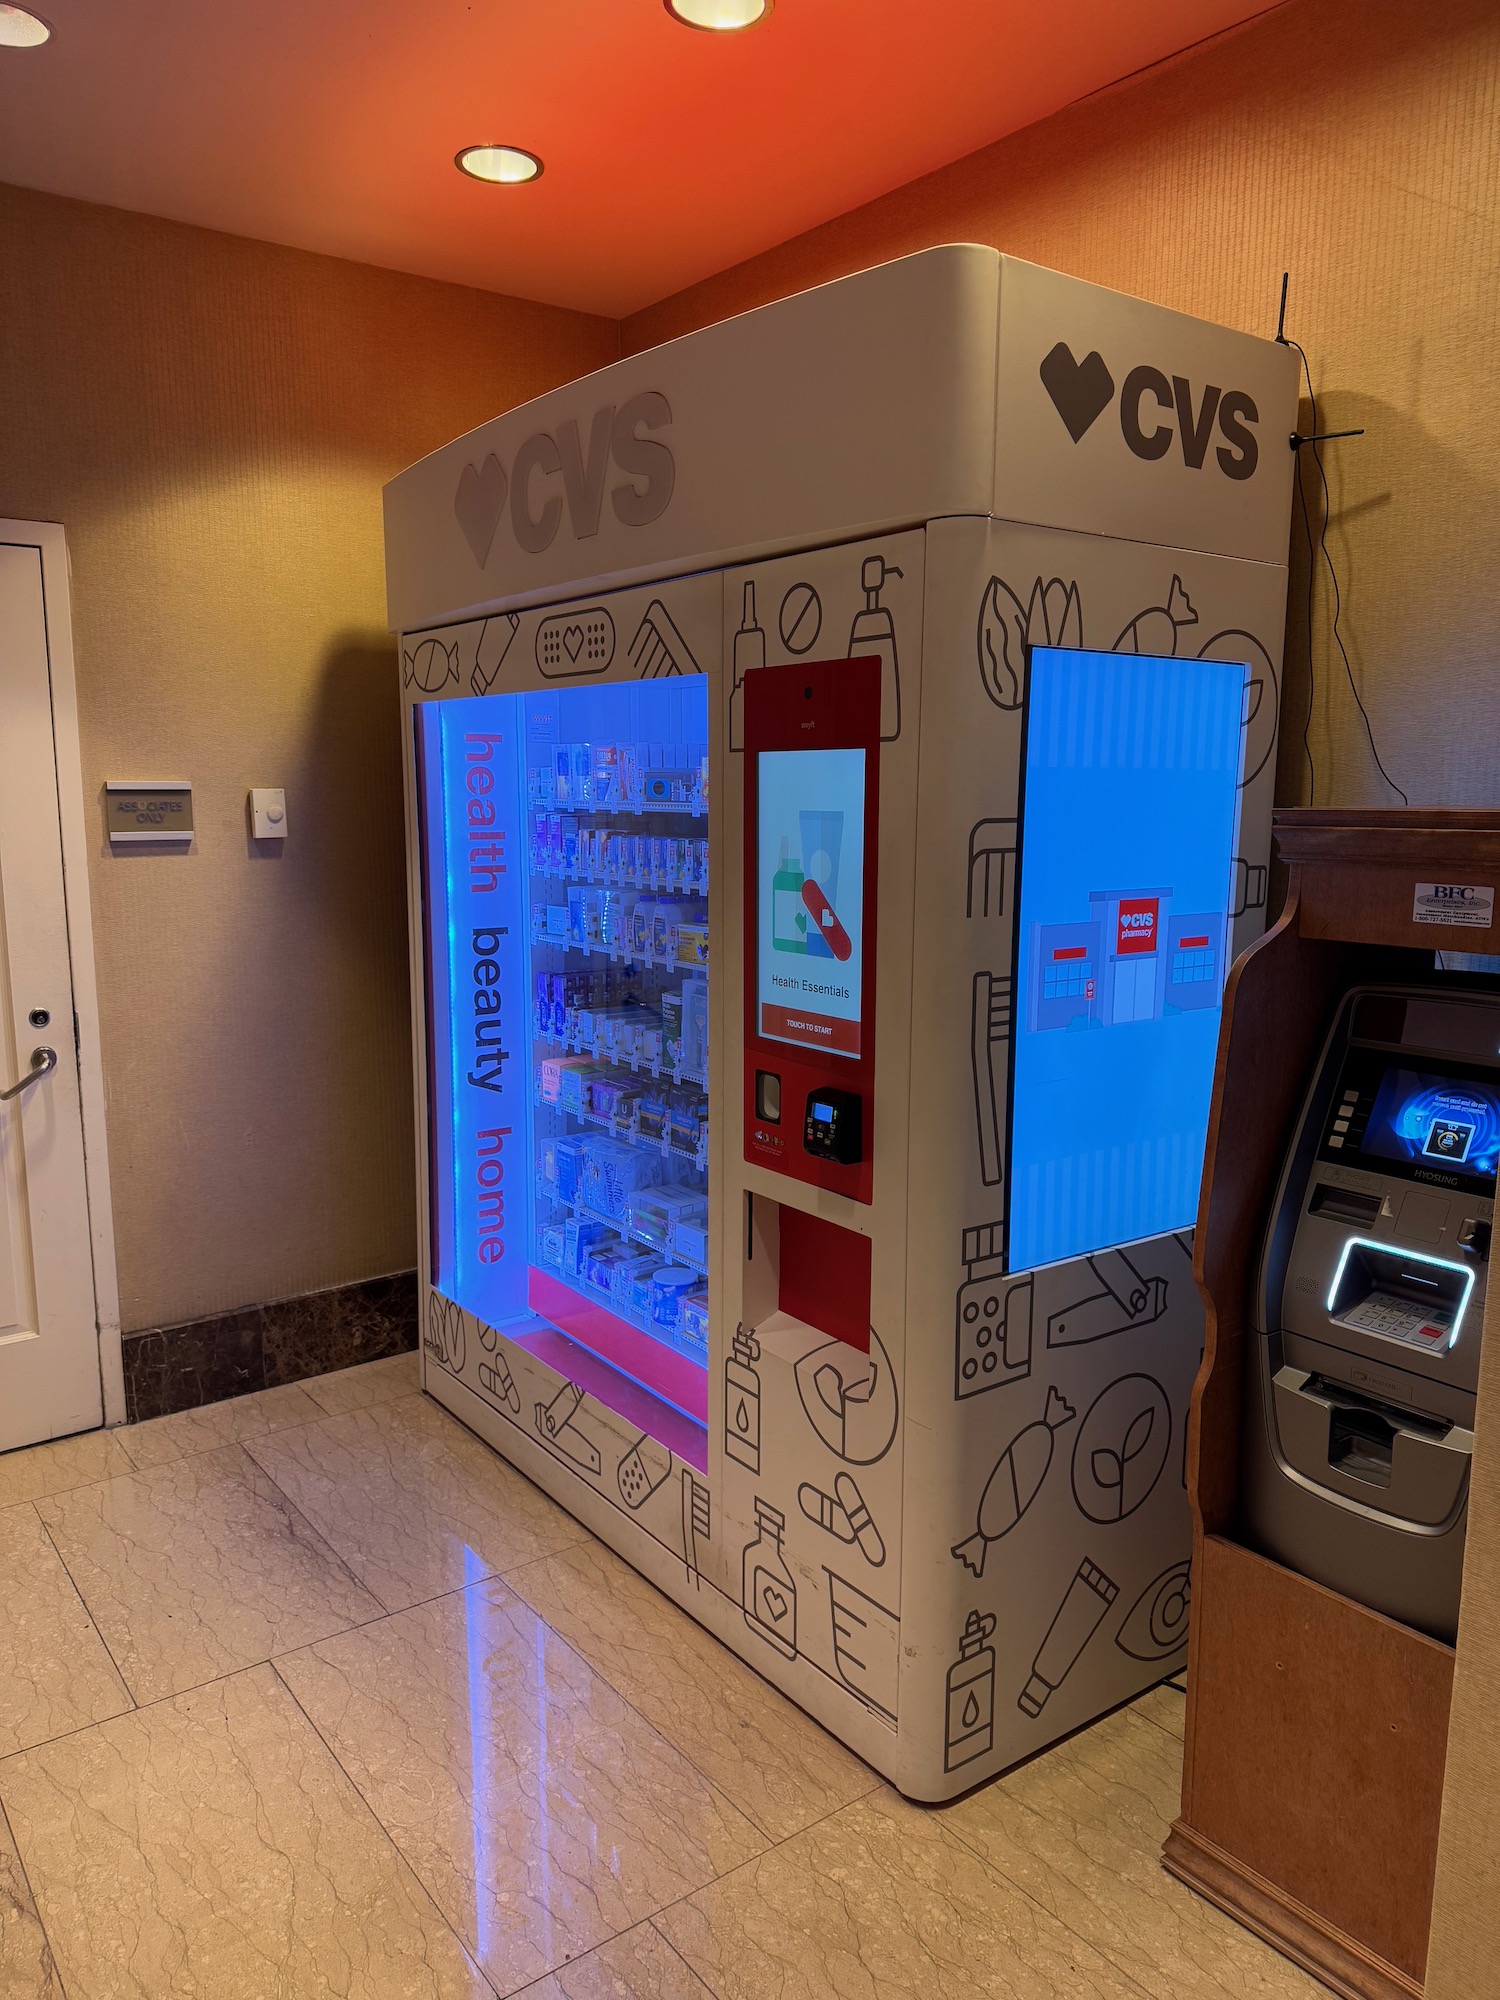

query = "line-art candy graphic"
(952, 1387), (1076, 1577)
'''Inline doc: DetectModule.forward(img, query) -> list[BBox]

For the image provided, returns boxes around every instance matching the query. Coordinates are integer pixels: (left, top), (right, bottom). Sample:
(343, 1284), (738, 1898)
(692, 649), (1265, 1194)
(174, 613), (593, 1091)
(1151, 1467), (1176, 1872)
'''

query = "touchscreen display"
(1361, 1067), (1500, 1186)
(1008, 646), (1246, 1271)
(757, 747), (866, 1058)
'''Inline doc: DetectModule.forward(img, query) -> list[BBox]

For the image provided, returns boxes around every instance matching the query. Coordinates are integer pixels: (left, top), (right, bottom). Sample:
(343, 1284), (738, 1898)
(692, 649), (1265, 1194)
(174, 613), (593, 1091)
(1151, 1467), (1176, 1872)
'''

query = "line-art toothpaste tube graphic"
(1018, 1557), (1119, 1716)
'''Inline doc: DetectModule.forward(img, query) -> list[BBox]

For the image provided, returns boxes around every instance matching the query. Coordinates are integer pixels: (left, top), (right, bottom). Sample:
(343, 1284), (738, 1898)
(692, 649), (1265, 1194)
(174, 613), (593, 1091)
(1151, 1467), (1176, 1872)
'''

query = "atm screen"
(756, 746), (866, 1059)
(1354, 1065), (1500, 1192)
(1008, 646), (1247, 1271)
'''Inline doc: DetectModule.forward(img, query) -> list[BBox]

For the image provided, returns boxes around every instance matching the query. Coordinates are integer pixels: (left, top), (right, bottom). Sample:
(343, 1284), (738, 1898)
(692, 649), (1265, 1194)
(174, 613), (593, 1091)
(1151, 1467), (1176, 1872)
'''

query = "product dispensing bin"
(388, 245), (1298, 1797)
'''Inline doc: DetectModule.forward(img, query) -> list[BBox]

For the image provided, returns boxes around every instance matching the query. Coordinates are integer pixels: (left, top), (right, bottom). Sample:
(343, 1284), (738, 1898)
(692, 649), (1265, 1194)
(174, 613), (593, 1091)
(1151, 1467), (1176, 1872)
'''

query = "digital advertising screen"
(756, 747), (866, 1059)
(1008, 646), (1247, 1271)
(1359, 1066), (1500, 1190)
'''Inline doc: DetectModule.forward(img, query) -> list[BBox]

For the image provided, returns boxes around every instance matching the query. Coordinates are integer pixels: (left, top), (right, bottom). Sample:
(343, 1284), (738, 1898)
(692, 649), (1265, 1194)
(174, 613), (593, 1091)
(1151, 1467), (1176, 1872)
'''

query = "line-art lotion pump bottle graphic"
(730, 579), (766, 752)
(945, 1610), (997, 1770)
(743, 1498), (798, 1660)
(847, 554), (902, 740)
(725, 1325), (763, 1472)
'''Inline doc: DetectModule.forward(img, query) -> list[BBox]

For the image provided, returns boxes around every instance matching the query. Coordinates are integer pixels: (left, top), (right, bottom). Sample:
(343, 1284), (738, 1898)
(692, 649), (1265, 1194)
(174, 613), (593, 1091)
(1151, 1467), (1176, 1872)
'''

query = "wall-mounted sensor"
(249, 788), (287, 839)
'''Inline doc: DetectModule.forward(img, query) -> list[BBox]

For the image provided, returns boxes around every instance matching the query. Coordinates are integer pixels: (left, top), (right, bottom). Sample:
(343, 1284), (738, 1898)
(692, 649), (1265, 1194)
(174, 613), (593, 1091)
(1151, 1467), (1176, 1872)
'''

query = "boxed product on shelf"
(676, 921), (709, 968)
(553, 1133), (590, 1203)
(540, 1053), (594, 1105)
(609, 1250), (660, 1306)
(539, 1223), (566, 1269)
(626, 1184), (708, 1252)
(563, 1214), (615, 1276)
(566, 885), (602, 947)
(661, 989), (683, 1068)
(637, 1087), (672, 1142)
(581, 1137), (663, 1220)
(679, 1289), (710, 1351)
(669, 1088), (708, 1153)
(672, 1216), (709, 1267)
(681, 976), (709, 1074)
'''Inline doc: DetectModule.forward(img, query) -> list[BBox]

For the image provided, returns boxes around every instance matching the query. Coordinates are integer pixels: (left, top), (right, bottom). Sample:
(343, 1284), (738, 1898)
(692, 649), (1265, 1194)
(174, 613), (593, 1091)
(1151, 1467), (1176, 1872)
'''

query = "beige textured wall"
(624, 0), (1500, 818)
(0, 185), (617, 1331)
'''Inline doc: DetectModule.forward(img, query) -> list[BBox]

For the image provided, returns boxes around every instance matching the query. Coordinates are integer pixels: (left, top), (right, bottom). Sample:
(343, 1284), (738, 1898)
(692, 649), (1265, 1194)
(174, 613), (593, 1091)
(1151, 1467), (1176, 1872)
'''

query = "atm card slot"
(1309, 1182), (1381, 1224)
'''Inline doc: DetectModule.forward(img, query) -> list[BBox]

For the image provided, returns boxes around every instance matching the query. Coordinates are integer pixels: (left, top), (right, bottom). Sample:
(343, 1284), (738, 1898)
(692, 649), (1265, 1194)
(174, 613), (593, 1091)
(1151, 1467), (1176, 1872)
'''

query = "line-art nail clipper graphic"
(798, 1471), (887, 1566)
(534, 1380), (602, 1475)
(1046, 1248), (1168, 1348)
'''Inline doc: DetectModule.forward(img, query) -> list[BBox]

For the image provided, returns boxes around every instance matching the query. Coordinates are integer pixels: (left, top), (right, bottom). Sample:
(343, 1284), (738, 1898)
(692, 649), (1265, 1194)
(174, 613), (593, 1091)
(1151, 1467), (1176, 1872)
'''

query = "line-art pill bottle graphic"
(944, 1610), (997, 1771)
(743, 1498), (798, 1660)
(725, 1325), (763, 1472)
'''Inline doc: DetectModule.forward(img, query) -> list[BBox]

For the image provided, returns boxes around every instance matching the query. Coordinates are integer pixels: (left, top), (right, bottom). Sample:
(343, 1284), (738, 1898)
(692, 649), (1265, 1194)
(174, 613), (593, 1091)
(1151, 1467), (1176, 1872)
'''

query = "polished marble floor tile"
(0, 1428), (135, 1509)
(301, 1348), (421, 1417)
(0, 1664), (492, 2000)
(1131, 1681), (1186, 1742)
(655, 1788), (1154, 2000)
(277, 1577), (765, 1996)
(0, 1503), (132, 1757)
(0, 1799), (62, 1999)
(522, 1922), (713, 1999)
(116, 1380), (325, 1471)
(507, 1538), (877, 1842)
(36, 1444), (383, 1703)
(941, 1706), (1324, 2000)
(246, 1394), (588, 1611)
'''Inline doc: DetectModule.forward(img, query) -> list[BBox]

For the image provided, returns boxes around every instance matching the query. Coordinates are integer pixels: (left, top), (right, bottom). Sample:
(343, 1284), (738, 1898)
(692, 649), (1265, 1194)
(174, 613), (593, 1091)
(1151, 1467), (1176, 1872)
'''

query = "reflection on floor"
(0, 1358), (1330, 1998)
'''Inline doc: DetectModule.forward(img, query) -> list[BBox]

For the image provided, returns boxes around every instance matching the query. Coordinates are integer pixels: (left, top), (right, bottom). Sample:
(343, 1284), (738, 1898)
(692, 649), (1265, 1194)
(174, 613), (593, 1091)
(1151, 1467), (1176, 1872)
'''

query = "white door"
(0, 534), (106, 1448)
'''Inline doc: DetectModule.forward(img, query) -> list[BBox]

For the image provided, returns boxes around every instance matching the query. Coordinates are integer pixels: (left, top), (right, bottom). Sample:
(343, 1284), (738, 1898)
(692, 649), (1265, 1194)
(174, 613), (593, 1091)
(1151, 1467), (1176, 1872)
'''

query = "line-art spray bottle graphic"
(847, 554), (903, 740)
(945, 1610), (997, 1771)
(725, 1326), (763, 1473)
(729, 579), (765, 752)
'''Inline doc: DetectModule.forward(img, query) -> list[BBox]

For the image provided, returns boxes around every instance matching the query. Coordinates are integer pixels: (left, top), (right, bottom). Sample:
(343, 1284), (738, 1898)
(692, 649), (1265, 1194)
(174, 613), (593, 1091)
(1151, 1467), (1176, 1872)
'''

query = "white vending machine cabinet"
(387, 245), (1298, 1798)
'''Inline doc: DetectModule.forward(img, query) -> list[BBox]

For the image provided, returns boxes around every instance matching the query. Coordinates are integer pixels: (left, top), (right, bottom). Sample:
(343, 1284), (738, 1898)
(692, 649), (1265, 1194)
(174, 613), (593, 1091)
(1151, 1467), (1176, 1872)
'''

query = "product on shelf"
(648, 1265), (698, 1328)
(627, 1184), (708, 1254)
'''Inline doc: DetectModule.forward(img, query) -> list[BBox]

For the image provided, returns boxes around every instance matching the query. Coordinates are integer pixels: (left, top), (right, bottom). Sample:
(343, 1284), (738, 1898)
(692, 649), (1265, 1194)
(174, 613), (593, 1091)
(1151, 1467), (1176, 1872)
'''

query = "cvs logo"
(1039, 343), (1259, 482)
(454, 390), (675, 568)
(1116, 898), (1160, 955)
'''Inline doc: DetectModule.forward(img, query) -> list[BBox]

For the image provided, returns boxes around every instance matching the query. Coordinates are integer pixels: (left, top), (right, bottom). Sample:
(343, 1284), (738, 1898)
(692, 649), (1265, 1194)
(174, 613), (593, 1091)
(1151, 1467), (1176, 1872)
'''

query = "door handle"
(0, 1046), (57, 1101)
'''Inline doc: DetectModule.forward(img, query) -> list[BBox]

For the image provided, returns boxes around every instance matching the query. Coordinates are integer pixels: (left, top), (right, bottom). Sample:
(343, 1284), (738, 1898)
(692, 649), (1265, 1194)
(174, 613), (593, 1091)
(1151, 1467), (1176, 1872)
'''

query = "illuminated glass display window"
(416, 676), (710, 1422)
(1009, 646), (1247, 1271)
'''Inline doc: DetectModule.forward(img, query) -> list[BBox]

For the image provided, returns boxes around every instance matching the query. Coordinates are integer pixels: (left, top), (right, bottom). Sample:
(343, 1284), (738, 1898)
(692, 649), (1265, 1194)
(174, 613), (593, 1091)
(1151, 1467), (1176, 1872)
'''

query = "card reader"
(803, 1089), (862, 1165)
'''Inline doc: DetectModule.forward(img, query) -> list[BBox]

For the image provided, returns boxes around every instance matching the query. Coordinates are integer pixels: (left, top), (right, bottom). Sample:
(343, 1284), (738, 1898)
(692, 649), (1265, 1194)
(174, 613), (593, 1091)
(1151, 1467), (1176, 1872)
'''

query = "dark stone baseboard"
(122, 1272), (419, 1423)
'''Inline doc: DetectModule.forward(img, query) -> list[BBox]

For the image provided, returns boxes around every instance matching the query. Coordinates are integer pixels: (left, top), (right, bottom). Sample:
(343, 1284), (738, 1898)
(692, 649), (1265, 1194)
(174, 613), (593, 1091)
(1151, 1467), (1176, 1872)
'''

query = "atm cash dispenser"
(1246, 987), (1498, 1640)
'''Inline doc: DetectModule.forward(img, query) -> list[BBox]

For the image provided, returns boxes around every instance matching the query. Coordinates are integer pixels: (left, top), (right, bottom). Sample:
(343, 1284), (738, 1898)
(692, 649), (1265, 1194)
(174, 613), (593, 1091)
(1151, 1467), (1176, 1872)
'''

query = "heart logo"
(454, 453), (507, 568)
(1039, 343), (1115, 443)
(761, 1585), (789, 1624)
(563, 624), (584, 662)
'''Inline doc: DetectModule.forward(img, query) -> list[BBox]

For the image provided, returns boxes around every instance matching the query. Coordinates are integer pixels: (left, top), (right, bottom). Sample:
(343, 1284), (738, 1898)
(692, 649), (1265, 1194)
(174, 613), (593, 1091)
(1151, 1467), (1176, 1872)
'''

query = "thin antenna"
(1276, 270), (1290, 344)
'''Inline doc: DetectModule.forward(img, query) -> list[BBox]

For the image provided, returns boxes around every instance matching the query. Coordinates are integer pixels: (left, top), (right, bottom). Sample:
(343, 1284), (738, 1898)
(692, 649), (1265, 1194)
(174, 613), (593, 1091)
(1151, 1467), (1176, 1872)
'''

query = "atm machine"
(386, 245), (1298, 1798)
(1246, 986), (1497, 1641)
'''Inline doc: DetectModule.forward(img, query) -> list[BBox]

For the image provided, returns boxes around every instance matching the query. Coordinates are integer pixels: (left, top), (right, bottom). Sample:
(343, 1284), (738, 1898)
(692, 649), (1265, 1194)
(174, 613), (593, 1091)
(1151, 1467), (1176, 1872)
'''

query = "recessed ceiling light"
(665, 0), (771, 30)
(455, 145), (543, 186)
(0, 6), (50, 47)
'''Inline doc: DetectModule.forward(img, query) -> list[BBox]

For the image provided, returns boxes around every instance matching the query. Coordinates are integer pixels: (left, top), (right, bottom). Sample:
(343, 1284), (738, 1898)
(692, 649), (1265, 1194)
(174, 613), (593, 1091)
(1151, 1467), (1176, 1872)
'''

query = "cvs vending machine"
(388, 246), (1298, 1797)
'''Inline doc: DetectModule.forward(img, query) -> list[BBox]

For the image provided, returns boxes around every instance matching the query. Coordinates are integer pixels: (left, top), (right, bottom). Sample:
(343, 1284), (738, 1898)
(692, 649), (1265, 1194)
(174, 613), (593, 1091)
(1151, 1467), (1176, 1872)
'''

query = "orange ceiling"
(0, 0), (1277, 317)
